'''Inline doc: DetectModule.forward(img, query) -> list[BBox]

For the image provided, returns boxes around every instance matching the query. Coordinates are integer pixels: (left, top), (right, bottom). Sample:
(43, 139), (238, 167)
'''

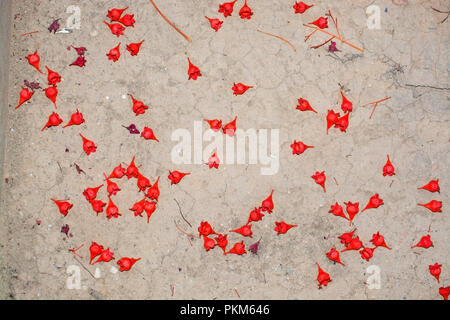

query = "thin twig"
(174, 220), (197, 246)
(21, 31), (39, 37)
(234, 289), (240, 298)
(174, 198), (192, 228)
(333, 177), (339, 186)
(431, 7), (450, 23)
(73, 256), (95, 279)
(303, 24), (363, 52)
(311, 36), (334, 49)
(362, 96), (391, 119)
(257, 29), (296, 51)
(170, 284), (174, 297)
(69, 243), (84, 258)
(149, 0), (192, 42)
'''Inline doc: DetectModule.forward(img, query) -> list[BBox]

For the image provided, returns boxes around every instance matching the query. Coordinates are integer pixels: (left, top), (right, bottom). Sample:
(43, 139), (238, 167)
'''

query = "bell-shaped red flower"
(63, 109), (85, 128)
(341, 236), (363, 252)
(141, 127), (159, 142)
(130, 198), (146, 217)
(205, 16), (223, 31)
(187, 58), (202, 80)
(137, 173), (151, 192)
(207, 152), (220, 169)
(340, 91), (353, 113)
(42, 112), (63, 131)
(326, 248), (345, 266)
(329, 202), (348, 220)
(418, 200), (442, 213)
(44, 86), (58, 109)
(383, 155), (395, 176)
(126, 156), (140, 179)
(107, 43), (121, 62)
(90, 199), (106, 215)
(247, 207), (264, 224)
(225, 241), (246, 255)
(215, 234), (228, 253)
(129, 94), (149, 116)
(312, 171), (326, 192)
(296, 98), (317, 113)
(45, 66), (61, 86)
(83, 184), (103, 201)
(411, 235), (433, 249)
(203, 236), (216, 251)
(117, 257), (140, 272)
(274, 221), (297, 235)
(293, 2), (313, 14)
(429, 263), (442, 283)
(79, 133), (97, 155)
(360, 247), (375, 261)
(104, 21), (125, 37)
(439, 286), (450, 300)
(126, 40), (144, 56)
(198, 221), (217, 237)
(93, 248), (115, 264)
(89, 242), (104, 264)
(108, 164), (126, 179)
(26, 51), (43, 73)
(51, 198), (73, 216)
(316, 263), (331, 288)
(338, 228), (357, 246)
(15, 87), (34, 109)
(326, 110), (340, 134)
(291, 140), (314, 155)
(119, 14), (135, 27)
(222, 116), (237, 136)
(310, 17), (328, 29)
(144, 200), (157, 223)
(344, 201), (359, 226)
(239, 0), (253, 20)
(168, 170), (190, 185)
(107, 7), (128, 22)
(418, 179), (440, 193)
(335, 112), (349, 132)
(232, 83), (253, 95)
(361, 194), (384, 212)
(146, 176), (160, 201)
(261, 190), (274, 213)
(370, 232), (391, 250)
(204, 119), (222, 131)
(106, 197), (121, 219)
(218, 0), (238, 18)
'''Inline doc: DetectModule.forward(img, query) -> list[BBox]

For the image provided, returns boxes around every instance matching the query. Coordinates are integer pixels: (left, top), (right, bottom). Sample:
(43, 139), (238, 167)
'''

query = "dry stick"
(73, 256), (96, 279)
(174, 198), (192, 228)
(149, 0), (192, 42)
(69, 243), (85, 258)
(257, 29), (297, 51)
(333, 177), (339, 186)
(362, 96), (391, 119)
(174, 220), (197, 246)
(234, 289), (240, 298)
(311, 36), (334, 49)
(170, 284), (175, 297)
(21, 31), (39, 37)
(303, 24), (363, 52)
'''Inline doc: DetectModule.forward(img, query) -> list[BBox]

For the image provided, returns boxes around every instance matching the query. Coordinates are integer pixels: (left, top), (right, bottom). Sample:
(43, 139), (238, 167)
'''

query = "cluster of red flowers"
(89, 241), (140, 272)
(199, 190), (297, 256)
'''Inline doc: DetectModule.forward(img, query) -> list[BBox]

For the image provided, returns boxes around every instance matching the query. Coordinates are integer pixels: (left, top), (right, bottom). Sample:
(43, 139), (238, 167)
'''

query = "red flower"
(326, 248), (344, 265)
(204, 119), (222, 131)
(383, 155), (395, 176)
(168, 171), (190, 185)
(310, 17), (328, 29)
(274, 221), (297, 235)
(329, 202), (348, 220)
(222, 116), (237, 136)
(207, 152), (220, 169)
(51, 199), (73, 216)
(117, 257), (140, 272)
(341, 236), (363, 253)
(232, 82), (253, 95)
(218, 0), (238, 18)
(42, 112), (63, 131)
(316, 263), (331, 288)
(15, 87), (34, 109)
(429, 263), (442, 283)
(129, 94), (149, 116)
(311, 171), (326, 192)
(370, 232), (391, 250)
(361, 194), (384, 212)
(360, 247), (375, 261)
(293, 2), (313, 14)
(296, 98), (317, 113)
(141, 127), (159, 142)
(225, 241), (246, 255)
(239, 0), (253, 20)
(205, 16), (223, 31)
(411, 235), (433, 249)
(291, 140), (314, 155)
(261, 190), (274, 213)
(418, 179), (440, 193)
(187, 58), (202, 80)
(107, 43), (121, 62)
(417, 200), (442, 213)
(340, 91), (353, 113)
(63, 109), (85, 128)
(230, 224), (253, 237)
(126, 40), (144, 56)
(203, 236), (216, 251)
(104, 21), (125, 37)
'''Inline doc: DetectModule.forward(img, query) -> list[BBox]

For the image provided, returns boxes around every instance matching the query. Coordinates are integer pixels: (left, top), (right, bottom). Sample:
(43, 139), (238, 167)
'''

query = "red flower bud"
(26, 51), (43, 73)
(83, 184), (103, 201)
(370, 232), (391, 250)
(411, 235), (433, 249)
(79, 133), (97, 155)
(362, 194), (384, 212)
(296, 98), (317, 113)
(117, 257), (140, 272)
(316, 263), (331, 288)
(261, 190), (274, 213)
(418, 200), (442, 213)
(129, 94), (149, 116)
(205, 16), (223, 31)
(230, 224), (253, 237)
(291, 140), (314, 155)
(293, 2), (313, 14)
(104, 21), (125, 37)
(225, 241), (246, 255)
(310, 17), (328, 29)
(204, 119), (222, 131)
(429, 263), (442, 283)
(168, 170), (190, 185)
(107, 43), (121, 62)
(141, 127), (159, 142)
(239, 0), (253, 20)
(146, 176), (160, 201)
(44, 86), (58, 109)
(15, 87), (34, 109)
(232, 83), (253, 95)
(187, 58), (202, 80)
(89, 242), (104, 264)
(218, 0), (238, 18)
(340, 91), (353, 113)
(126, 40), (144, 56)
(312, 171), (326, 193)
(329, 202), (348, 220)
(222, 116), (237, 136)
(42, 112), (63, 131)
(326, 248), (345, 266)
(45, 66), (61, 86)
(418, 179), (440, 193)
(63, 109), (85, 128)
(107, 7), (128, 22)
(383, 155), (395, 176)
(274, 221), (297, 235)
(51, 198), (73, 216)
(203, 236), (216, 251)
(344, 201), (359, 226)
(93, 248), (114, 264)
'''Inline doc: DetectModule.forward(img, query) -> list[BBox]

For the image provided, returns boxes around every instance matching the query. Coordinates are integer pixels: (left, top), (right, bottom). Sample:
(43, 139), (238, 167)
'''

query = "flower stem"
(149, 0), (192, 42)
(257, 29), (296, 51)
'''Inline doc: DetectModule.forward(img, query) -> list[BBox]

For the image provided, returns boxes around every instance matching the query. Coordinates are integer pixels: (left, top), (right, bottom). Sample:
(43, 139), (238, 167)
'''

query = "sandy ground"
(0, 0), (449, 300)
